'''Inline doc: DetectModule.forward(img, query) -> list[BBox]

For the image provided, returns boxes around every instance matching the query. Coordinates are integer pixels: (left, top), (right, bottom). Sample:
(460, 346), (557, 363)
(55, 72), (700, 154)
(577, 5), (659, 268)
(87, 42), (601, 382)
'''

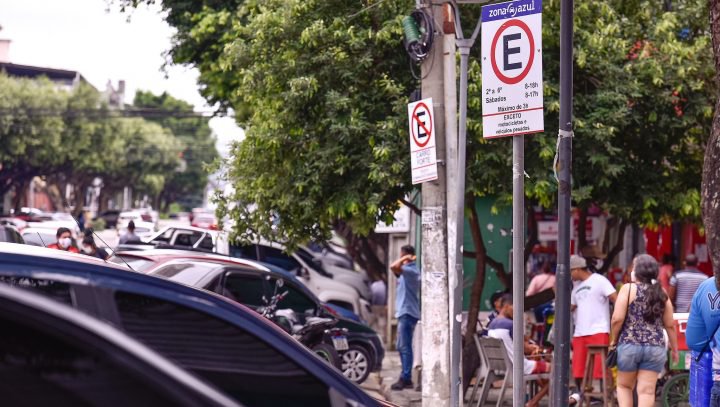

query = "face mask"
(59, 237), (72, 249)
(82, 246), (93, 254)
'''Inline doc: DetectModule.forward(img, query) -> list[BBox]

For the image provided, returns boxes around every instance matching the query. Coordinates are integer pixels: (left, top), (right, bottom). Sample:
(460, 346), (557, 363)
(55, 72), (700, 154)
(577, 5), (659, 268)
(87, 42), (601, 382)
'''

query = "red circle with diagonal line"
(411, 102), (433, 147)
(490, 19), (534, 85)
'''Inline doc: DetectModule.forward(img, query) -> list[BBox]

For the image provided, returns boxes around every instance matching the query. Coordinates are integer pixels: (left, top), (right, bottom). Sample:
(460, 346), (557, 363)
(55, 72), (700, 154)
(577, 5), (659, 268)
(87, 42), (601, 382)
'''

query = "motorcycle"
(259, 278), (348, 369)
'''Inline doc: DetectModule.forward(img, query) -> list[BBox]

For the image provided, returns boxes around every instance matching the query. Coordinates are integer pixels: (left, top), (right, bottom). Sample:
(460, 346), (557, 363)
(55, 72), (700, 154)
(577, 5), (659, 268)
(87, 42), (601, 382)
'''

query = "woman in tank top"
(609, 254), (679, 407)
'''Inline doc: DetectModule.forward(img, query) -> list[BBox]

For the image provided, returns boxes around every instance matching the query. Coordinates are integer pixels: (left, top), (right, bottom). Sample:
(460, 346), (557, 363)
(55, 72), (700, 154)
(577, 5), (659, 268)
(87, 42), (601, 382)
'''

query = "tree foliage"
(0, 74), (187, 212)
(133, 90), (219, 211)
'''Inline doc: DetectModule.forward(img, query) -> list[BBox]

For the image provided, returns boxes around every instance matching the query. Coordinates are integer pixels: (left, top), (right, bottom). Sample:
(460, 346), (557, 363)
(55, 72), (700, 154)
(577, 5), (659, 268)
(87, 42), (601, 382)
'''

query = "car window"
(261, 247), (302, 271)
(22, 232), (55, 247)
(198, 235), (214, 250)
(114, 291), (333, 406)
(0, 276), (73, 305)
(229, 244), (260, 260)
(223, 273), (316, 318)
(0, 311), (179, 406)
(10, 229), (24, 244)
(222, 273), (267, 307)
(151, 262), (218, 286)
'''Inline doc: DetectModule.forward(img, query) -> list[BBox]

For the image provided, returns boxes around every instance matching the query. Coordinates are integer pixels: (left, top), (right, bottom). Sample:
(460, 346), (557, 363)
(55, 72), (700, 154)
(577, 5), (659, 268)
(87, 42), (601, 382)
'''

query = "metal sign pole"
(512, 135), (525, 405)
(551, 0), (574, 405)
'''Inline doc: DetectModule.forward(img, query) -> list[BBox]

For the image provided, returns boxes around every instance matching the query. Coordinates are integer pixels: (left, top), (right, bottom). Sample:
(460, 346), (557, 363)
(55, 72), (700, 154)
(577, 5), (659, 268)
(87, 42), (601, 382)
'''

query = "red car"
(191, 213), (218, 230)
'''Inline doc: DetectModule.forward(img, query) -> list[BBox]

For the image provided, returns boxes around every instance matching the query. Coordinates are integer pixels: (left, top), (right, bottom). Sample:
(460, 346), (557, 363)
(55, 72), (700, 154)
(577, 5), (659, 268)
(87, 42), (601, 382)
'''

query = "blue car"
(0, 282), (239, 407)
(0, 243), (381, 407)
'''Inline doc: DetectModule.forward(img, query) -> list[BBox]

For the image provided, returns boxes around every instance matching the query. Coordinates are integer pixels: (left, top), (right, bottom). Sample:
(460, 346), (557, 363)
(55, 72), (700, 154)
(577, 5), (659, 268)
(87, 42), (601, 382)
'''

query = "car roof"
(114, 249), (270, 271)
(0, 243), (124, 268)
(0, 243), (370, 402)
(0, 283), (241, 407)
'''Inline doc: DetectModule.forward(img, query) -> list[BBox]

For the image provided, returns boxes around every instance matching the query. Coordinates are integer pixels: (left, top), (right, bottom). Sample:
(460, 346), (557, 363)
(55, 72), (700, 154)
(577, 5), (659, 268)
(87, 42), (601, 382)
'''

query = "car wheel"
(341, 344), (371, 384)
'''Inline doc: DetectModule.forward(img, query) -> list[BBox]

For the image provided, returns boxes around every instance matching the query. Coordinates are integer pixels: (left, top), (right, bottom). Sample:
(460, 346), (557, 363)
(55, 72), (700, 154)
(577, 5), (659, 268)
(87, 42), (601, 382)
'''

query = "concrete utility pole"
(420, 2), (451, 406)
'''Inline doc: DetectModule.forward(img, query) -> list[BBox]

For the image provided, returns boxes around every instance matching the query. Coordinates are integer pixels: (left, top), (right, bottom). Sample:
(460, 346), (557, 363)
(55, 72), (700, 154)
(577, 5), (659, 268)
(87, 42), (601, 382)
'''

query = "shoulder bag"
(606, 283), (631, 368)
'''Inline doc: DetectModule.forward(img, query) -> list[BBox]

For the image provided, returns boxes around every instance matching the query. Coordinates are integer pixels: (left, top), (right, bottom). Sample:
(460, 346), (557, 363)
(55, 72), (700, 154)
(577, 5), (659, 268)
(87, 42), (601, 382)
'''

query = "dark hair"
(633, 254), (667, 323)
(82, 235), (96, 247)
(83, 228), (94, 237)
(498, 293), (513, 307)
(56, 227), (71, 238)
(662, 253), (675, 265)
(685, 254), (698, 267)
(127, 220), (135, 230)
(401, 245), (415, 256)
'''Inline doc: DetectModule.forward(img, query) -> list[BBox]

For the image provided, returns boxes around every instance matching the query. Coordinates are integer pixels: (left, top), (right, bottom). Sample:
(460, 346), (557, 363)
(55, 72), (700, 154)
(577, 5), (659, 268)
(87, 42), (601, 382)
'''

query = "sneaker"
(390, 378), (413, 390)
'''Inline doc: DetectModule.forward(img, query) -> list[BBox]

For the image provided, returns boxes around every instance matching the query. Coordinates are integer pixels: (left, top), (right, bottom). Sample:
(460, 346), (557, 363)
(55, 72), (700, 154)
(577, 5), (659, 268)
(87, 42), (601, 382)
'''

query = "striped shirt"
(670, 269), (709, 312)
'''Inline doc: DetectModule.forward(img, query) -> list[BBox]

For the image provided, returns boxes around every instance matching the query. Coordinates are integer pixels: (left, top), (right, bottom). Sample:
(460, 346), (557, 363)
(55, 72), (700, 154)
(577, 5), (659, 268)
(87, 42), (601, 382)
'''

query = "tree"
(705, 0), (720, 286)
(132, 90), (219, 212)
(124, 0), (714, 372)
(0, 74), (67, 209)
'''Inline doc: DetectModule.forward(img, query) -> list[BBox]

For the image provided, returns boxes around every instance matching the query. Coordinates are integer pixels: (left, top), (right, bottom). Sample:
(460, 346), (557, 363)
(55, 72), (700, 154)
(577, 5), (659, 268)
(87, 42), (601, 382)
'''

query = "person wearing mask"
(47, 227), (79, 253)
(119, 220), (141, 244)
(668, 254), (708, 312)
(389, 245), (420, 391)
(610, 254), (679, 407)
(686, 274), (720, 405)
(81, 235), (109, 260)
(570, 254), (617, 391)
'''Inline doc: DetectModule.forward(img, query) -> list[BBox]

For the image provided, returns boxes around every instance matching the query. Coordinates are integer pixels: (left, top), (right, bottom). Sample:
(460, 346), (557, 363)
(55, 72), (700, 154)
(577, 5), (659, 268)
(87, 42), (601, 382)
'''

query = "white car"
(296, 246), (371, 300)
(21, 227), (58, 247)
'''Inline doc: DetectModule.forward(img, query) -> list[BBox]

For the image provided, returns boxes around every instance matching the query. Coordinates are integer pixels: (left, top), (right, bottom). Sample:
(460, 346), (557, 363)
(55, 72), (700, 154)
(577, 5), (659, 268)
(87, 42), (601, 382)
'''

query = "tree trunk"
(332, 221), (388, 281)
(705, 0), (720, 287)
(599, 219), (629, 274)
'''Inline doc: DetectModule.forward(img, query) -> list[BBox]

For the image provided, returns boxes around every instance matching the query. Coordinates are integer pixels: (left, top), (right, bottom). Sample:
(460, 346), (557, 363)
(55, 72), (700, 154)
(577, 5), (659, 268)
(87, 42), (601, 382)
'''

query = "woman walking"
(610, 254), (679, 407)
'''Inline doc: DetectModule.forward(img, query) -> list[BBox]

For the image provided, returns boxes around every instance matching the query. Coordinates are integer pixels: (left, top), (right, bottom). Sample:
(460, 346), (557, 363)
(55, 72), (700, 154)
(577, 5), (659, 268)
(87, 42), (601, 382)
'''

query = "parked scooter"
(259, 278), (348, 369)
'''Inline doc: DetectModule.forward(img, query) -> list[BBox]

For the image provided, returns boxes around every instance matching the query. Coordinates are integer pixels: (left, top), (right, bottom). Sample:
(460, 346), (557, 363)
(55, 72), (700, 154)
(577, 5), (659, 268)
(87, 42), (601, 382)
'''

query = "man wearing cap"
(570, 254), (617, 390)
(668, 253), (708, 313)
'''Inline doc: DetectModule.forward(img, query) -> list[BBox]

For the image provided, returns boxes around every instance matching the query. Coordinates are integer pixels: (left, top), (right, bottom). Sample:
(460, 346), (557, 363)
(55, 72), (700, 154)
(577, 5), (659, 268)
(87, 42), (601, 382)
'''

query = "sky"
(1, 0), (243, 156)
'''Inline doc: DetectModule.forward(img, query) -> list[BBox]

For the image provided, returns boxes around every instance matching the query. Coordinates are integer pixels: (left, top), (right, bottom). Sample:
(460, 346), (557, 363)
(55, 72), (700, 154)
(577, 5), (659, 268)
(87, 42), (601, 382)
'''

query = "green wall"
(462, 197), (512, 311)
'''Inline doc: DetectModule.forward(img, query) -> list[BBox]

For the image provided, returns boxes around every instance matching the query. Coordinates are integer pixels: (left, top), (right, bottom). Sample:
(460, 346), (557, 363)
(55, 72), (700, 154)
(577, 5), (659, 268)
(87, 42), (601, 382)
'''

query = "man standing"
(686, 277), (720, 405)
(570, 254), (617, 390)
(47, 227), (79, 253)
(389, 245), (420, 390)
(669, 254), (708, 312)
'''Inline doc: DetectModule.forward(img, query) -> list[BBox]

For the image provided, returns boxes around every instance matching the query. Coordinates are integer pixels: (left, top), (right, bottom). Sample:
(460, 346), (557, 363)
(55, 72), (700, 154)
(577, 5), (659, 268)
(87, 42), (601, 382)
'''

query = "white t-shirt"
(571, 273), (616, 337)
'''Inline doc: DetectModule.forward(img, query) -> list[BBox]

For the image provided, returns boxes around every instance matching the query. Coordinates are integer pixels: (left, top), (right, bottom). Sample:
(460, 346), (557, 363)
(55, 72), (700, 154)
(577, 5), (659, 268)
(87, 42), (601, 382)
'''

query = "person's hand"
(671, 348), (679, 365)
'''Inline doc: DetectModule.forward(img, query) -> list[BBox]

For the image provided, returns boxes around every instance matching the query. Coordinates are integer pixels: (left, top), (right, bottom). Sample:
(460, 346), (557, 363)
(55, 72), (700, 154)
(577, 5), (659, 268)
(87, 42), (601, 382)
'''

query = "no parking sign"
(481, 0), (544, 139)
(408, 97), (438, 184)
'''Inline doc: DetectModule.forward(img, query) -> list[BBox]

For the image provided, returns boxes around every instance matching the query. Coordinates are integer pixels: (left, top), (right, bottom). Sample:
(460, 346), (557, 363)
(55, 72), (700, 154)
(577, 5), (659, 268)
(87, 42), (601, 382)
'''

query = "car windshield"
(151, 261), (220, 286)
(22, 232), (56, 247)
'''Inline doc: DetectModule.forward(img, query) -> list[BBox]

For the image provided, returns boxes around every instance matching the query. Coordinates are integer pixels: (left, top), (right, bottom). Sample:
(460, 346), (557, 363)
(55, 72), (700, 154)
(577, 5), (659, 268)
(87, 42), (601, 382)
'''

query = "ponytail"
(641, 280), (667, 323)
(632, 254), (666, 322)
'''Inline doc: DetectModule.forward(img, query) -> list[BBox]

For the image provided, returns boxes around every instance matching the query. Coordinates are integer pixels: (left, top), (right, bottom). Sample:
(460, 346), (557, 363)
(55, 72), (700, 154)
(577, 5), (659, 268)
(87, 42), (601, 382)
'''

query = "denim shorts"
(617, 343), (667, 373)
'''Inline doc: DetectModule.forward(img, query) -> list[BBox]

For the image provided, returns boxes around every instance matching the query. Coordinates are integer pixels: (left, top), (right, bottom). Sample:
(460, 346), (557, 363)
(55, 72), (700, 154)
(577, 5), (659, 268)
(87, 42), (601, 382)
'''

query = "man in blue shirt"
(390, 244), (420, 390)
(686, 277), (720, 404)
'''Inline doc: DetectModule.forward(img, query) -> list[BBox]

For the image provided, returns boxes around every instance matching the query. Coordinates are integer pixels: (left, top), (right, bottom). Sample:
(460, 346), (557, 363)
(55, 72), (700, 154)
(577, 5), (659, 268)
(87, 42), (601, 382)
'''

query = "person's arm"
(610, 284), (629, 346)
(668, 275), (678, 303)
(662, 297), (679, 364)
(686, 283), (711, 351)
(526, 276), (539, 296)
(390, 254), (414, 277)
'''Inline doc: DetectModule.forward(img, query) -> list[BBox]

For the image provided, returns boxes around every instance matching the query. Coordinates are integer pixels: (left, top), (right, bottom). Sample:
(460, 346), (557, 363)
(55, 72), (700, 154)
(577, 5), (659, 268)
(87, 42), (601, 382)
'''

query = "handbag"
(606, 283), (631, 368)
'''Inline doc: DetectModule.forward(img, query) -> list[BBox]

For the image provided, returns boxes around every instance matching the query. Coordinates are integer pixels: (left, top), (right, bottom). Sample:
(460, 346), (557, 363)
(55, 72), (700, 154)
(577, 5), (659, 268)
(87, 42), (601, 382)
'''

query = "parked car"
(0, 216), (28, 232)
(20, 226), (56, 247)
(296, 245), (371, 300)
(192, 213), (218, 230)
(26, 212), (81, 237)
(0, 282), (240, 407)
(107, 248), (383, 384)
(95, 209), (121, 228)
(0, 224), (23, 244)
(222, 240), (372, 321)
(0, 243), (381, 407)
(143, 257), (384, 384)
